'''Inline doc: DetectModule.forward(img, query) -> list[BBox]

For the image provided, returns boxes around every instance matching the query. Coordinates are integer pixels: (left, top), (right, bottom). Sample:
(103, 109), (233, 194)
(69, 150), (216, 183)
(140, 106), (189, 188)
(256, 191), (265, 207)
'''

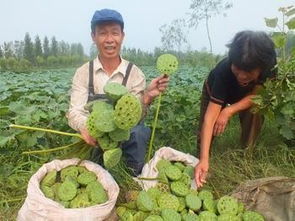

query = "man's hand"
(143, 75), (169, 105)
(194, 159), (209, 188)
(80, 128), (97, 146)
(213, 107), (233, 136)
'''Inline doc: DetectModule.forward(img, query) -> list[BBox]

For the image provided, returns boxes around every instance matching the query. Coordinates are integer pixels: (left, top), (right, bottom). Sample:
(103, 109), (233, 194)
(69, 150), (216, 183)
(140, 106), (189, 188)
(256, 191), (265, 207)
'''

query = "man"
(67, 9), (169, 176)
(195, 30), (277, 187)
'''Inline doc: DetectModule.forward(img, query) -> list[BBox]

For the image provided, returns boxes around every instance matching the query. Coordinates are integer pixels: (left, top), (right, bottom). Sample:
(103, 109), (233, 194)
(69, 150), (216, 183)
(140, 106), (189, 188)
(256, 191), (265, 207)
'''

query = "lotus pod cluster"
(85, 83), (142, 168)
(116, 159), (265, 220)
(156, 53), (179, 75)
(40, 165), (108, 208)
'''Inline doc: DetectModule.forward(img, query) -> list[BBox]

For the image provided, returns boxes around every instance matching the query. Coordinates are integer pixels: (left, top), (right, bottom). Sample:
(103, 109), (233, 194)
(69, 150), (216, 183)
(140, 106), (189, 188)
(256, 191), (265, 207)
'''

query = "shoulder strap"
(122, 62), (133, 86)
(88, 60), (94, 96)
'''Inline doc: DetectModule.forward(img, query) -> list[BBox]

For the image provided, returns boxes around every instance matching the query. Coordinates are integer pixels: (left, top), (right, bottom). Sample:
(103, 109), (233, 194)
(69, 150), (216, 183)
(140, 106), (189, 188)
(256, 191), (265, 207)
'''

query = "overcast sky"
(1, 0), (294, 55)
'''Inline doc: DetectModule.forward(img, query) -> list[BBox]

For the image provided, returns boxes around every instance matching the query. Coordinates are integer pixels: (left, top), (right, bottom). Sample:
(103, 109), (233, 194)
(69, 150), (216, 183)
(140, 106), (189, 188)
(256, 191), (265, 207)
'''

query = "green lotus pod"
(237, 201), (245, 214)
(199, 211), (217, 221)
(198, 190), (214, 201)
(85, 100), (113, 112)
(157, 193), (179, 210)
(242, 211), (264, 221)
(182, 213), (200, 221)
(60, 166), (79, 182)
(64, 176), (80, 188)
(114, 93), (142, 130)
(52, 183), (61, 201)
(98, 133), (118, 151)
(147, 187), (162, 200)
(116, 206), (127, 218)
(70, 192), (91, 208)
(103, 148), (122, 168)
(185, 193), (202, 212)
(87, 181), (108, 204)
(150, 207), (162, 215)
(183, 166), (195, 179)
(177, 197), (186, 212)
(156, 159), (171, 171)
(165, 165), (182, 181)
(86, 114), (105, 138)
(217, 214), (240, 221)
(180, 209), (188, 216)
(125, 190), (140, 202)
(173, 162), (186, 172)
(76, 187), (86, 195)
(144, 215), (163, 221)
(133, 211), (149, 221)
(155, 183), (170, 193)
(136, 191), (155, 212)
(57, 181), (77, 201)
(59, 201), (70, 208)
(77, 166), (89, 174)
(109, 127), (130, 142)
(170, 181), (189, 197)
(203, 199), (217, 214)
(217, 196), (239, 215)
(40, 170), (57, 187)
(121, 210), (134, 221)
(103, 82), (128, 101)
(77, 171), (97, 186)
(157, 169), (169, 184)
(41, 185), (55, 199)
(161, 208), (181, 221)
(123, 201), (138, 210)
(91, 109), (117, 132)
(180, 173), (191, 187)
(156, 54), (178, 75)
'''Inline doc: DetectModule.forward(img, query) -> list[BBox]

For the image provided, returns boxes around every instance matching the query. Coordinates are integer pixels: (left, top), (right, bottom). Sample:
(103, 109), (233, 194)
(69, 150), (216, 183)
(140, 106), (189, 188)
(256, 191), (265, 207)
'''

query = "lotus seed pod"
(92, 109), (117, 132)
(199, 211), (217, 220)
(103, 148), (122, 168)
(87, 181), (108, 204)
(203, 199), (217, 214)
(64, 176), (80, 188)
(133, 211), (149, 221)
(121, 210), (134, 221)
(147, 187), (162, 200)
(185, 193), (202, 212)
(60, 166), (79, 182)
(136, 191), (155, 212)
(156, 54), (178, 75)
(155, 182), (170, 193)
(40, 170), (57, 187)
(77, 166), (88, 174)
(86, 114), (105, 138)
(242, 211), (264, 221)
(182, 213), (200, 221)
(57, 181), (77, 201)
(52, 183), (61, 201)
(150, 207), (162, 216)
(157, 169), (169, 184)
(170, 181), (189, 197)
(173, 162), (186, 172)
(183, 166), (195, 179)
(114, 93), (142, 130)
(180, 173), (191, 187)
(156, 159), (172, 171)
(144, 215), (164, 221)
(85, 100), (113, 113)
(157, 193), (179, 210)
(41, 185), (55, 199)
(123, 201), (138, 210)
(161, 208), (181, 221)
(103, 82), (128, 101)
(116, 206), (127, 218)
(217, 214), (240, 221)
(109, 127), (130, 142)
(86, 180), (104, 193)
(98, 133), (118, 151)
(70, 192), (91, 208)
(125, 190), (140, 202)
(177, 197), (186, 212)
(59, 200), (70, 208)
(237, 201), (245, 214)
(198, 190), (214, 201)
(165, 165), (182, 181)
(77, 171), (97, 186)
(217, 196), (239, 215)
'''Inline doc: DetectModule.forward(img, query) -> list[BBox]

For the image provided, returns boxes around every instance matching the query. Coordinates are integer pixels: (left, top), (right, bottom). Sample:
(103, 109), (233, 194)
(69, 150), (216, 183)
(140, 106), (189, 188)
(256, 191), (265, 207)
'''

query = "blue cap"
(91, 9), (124, 30)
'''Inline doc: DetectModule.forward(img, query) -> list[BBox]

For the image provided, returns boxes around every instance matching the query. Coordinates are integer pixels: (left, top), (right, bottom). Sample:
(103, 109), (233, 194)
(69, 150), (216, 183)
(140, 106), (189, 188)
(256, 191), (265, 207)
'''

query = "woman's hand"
(80, 128), (97, 146)
(194, 159), (209, 188)
(213, 107), (233, 136)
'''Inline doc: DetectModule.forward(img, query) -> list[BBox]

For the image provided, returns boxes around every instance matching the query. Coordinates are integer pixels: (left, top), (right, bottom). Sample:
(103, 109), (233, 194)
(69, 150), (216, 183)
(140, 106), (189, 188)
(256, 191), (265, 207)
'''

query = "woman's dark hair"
(227, 30), (276, 73)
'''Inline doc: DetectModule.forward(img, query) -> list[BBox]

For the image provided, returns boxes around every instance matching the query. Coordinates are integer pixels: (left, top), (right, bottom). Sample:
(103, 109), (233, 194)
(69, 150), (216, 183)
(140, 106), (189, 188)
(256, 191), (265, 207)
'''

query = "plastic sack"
(136, 147), (199, 190)
(17, 158), (120, 221)
(231, 176), (295, 221)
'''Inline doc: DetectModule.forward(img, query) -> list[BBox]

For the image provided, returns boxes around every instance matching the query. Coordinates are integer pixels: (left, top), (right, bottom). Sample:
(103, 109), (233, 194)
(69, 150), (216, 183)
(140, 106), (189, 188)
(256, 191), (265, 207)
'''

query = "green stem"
(147, 93), (162, 162)
(0, 197), (25, 204)
(137, 177), (158, 181)
(10, 124), (82, 139)
(22, 140), (84, 155)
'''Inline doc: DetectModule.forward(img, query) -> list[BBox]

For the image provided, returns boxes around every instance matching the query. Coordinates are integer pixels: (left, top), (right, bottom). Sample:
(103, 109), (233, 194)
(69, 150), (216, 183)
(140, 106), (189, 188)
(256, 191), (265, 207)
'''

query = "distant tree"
(34, 35), (43, 58)
(189, 0), (232, 53)
(23, 33), (34, 62)
(14, 40), (24, 59)
(50, 36), (58, 56)
(159, 18), (189, 51)
(76, 43), (84, 58)
(0, 46), (3, 58)
(89, 43), (98, 59)
(3, 42), (14, 58)
(43, 36), (50, 58)
(59, 40), (70, 56)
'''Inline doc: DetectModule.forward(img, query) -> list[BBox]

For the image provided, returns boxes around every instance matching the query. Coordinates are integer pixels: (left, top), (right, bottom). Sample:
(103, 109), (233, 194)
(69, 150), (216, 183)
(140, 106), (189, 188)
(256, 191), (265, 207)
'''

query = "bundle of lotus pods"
(116, 159), (265, 221)
(86, 82), (142, 169)
(40, 165), (108, 208)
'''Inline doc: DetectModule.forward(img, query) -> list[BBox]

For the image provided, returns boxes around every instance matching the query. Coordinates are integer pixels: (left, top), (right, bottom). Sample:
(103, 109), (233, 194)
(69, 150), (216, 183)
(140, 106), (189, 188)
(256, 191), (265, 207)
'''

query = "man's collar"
(93, 56), (128, 76)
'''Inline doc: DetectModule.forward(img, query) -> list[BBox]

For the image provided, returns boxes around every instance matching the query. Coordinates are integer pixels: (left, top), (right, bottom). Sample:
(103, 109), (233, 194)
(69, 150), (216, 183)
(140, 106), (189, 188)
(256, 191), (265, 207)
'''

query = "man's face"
(92, 22), (124, 59)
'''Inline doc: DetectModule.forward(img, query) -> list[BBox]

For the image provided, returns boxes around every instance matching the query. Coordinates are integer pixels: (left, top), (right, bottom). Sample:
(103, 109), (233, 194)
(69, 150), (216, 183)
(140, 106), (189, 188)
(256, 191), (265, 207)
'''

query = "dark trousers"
(198, 82), (264, 148)
(90, 122), (151, 176)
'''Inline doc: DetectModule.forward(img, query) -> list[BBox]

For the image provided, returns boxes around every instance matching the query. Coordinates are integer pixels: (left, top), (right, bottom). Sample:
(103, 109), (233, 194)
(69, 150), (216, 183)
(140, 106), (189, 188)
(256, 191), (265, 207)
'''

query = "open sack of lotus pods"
(17, 159), (119, 221)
